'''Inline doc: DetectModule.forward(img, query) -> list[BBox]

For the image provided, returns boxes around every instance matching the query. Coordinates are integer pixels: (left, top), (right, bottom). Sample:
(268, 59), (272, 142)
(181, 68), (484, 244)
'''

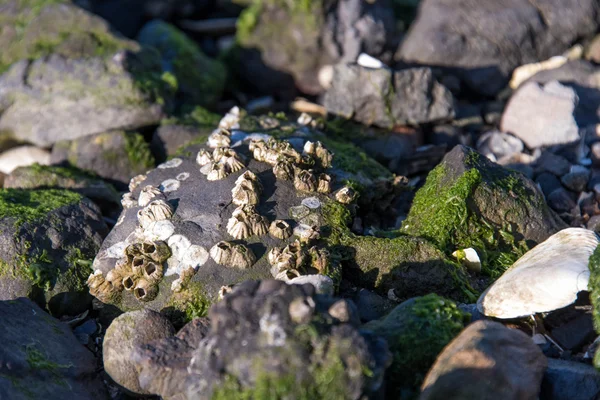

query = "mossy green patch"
(25, 342), (72, 387)
(589, 245), (600, 370)
(163, 281), (211, 327)
(0, 189), (81, 228)
(124, 132), (155, 171)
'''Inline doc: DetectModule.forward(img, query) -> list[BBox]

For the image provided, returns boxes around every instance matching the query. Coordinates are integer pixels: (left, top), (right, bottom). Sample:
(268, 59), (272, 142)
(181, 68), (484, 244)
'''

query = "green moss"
(164, 282), (211, 326)
(320, 136), (391, 181)
(25, 342), (72, 387)
(26, 163), (96, 181)
(589, 245), (600, 371)
(0, 189), (82, 228)
(124, 132), (155, 171)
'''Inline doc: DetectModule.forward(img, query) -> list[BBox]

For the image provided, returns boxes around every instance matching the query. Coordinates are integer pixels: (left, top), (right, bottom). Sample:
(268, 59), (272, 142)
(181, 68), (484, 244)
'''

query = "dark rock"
(0, 298), (108, 400)
(398, 0), (600, 97)
(535, 151), (572, 177)
(359, 132), (418, 165)
(561, 165), (591, 192)
(365, 294), (467, 397)
(151, 124), (215, 162)
(428, 125), (464, 148)
(0, 189), (108, 316)
(355, 288), (395, 322)
(324, 64), (455, 129)
(541, 358), (600, 400)
(588, 214), (600, 231)
(501, 81), (583, 149)
(587, 34), (600, 64)
(420, 320), (547, 400)
(74, 319), (98, 337)
(550, 312), (595, 351)
(547, 188), (577, 213)
(591, 142), (600, 167)
(535, 172), (563, 197)
(103, 309), (175, 394)
(526, 59), (600, 89)
(51, 131), (155, 189)
(476, 130), (524, 161)
(185, 280), (391, 399)
(402, 145), (566, 277)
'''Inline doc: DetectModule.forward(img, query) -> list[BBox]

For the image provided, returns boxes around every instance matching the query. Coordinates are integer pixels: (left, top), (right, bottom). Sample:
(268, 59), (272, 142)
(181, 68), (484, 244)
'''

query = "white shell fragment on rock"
(477, 228), (599, 319)
(452, 248), (481, 273)
(158, 158), (183, 169)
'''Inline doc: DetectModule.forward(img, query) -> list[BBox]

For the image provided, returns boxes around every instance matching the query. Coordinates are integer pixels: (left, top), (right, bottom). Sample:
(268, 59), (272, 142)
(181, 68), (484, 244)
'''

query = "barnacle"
(235, 170), (260, 186)
(219, 106), (241, 130)
(273, 160), (295, 181)
(142, 260), (164, 284)
(137, 199), (174, 229)
(206, 162), (228, 181)
(141, 241), (171, 263)
(133, 278), (159, 302)
(250, 140), (268, 162)
(294, 169), (317, 192)
(219, 148), (245, 172)
(294, 224), (320, 243)
(210, 241), (233, 265)
(130, 255), (147, 276)
(227, 205), (268, 238)
(171, 266), (196, 293)
(129, 174), (147, 192)
(87, 271), (120, 303)
(229, 244), (257, 269)
(303, 141), (316, 156)
(309, 246), (330, 274)
(334, 186), (358, 204)
(269, 219), (292, 239)
(208, 129), (231, 148)
(275, 269), (302, 282)
(268, 240), (306, 278)
(121, 192), (137, 209)
(317, 173), (332, 194)
(138, 186), (165, 207)
(196, 149), (213, 166)
(314, 142), (333, 168)
(122, 274), (136, 291)
(232, 184), (260, 206)
(218, 285), (234, 300)
(249, 213), (269, 236)
(226, 211), (252, 239)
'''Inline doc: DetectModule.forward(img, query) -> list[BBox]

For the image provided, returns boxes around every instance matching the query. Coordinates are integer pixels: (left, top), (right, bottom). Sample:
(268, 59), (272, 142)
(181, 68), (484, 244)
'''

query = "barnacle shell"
(273, 160), (295, 181)
(122, 275), (136, 291)
(138, 199), (174, 229)
(129, 174), (147, 192)
(219, 148), (245, 172)
(236, 170), (259, 185)
(171, 266), (196, 292)
(208, 129), (231, 148)
(294, 170), (317, 192)
(268, 247), (283, 266)
(210, 241), (233, 265)
(269, 220), (292, 239)
(275, 269), (302, 282)
(334, 186), (358, 204)
(196, 149), (213, 166)
(232, 185), (260, 206)
(133, 278), (159, 302)
(263, 149), (281, 165)
(249, 214), (269, 236)
(218, 285), (234, 300)
(294, 224), (320, 243)
(219, 106), (241, 130)
(121, 192), (137, 209)
(317, 174), (332, 194)
(226, 214), (252, 239)
(142, 260), (164, 283)
(131, 255), (147, 276)
(105, 266), (127, 291)
(87, 271), (119, 302)
(314, 142), (333, 168)
(124, 243), (142, 262)
(141, 241), (171, 263)
(229, 244), (256, 269)
(309, 246), (330, 274)
(303, 141), (317, 156)
(206, 162), (229, 181)
(138, 186), (165, 207)
(289, 296), (316, 324)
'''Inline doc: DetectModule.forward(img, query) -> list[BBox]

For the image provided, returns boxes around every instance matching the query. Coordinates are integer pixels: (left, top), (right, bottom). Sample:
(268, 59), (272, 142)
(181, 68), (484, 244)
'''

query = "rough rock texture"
(541, 358), (600, 400)
(0, 145), (51, 174)
(420, 320), (547, 400)
(0, 297), (108, 400)
(402, 145), (566, 278)
(234, 0), (398, 96)
(103, 309), (175, 394)
(51, 130), (155, 188)
(5, 163), (121, 209)
(364, 294), (468, 397)
(500, 81), (599, 149)
(324, 64), (455, 129)
(185, 280), (391, 399)
(525, 59), (600, 89)
(398, 0), (600, 96)
(0, 189), (108, 316)
(137, 20), (226, 108)
(0, 50), (173, 147)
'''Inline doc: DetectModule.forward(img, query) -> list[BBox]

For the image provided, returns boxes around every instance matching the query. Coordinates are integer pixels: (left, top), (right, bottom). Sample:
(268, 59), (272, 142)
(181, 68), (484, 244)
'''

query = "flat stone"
(550, 313), (595, 351)
(535, 151), (572, 177)
(547, 188), (577, 212)
(541, 358), (600, 400)
(535, 172), (563, 197)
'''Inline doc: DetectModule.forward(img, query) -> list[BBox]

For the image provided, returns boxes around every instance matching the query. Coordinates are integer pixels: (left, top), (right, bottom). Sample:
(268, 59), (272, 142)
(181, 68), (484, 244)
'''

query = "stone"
(550, 313), (595, 351)
(0, 298), (108, 400)
(547, 188), (577, 213)
(501, 81), (582, 149)
(402, 145), (566, 278)
(525, 59), (600, 90)
(535, 151), (572, 177)
(535, 172), (563, 197)
(287, 274), (334, 296)
(364, 294), (468, 397)
(151, 123), (215, 162)
(420, 320), (547, 400)
(103, 309), (175, 394)
(51, 131), (155, 189)
(186, 280), (391, 399)
(0, 189), (108, 316)
(541, 358), (600, 400)
(0, 146), (50, 174)
(324, 64), (455, 129)
(510, 56), (569, 89)
(137, 20), (225, 108)
(477, 228), (598, 319)
(398, 0), (600, 96)
(587, 34), (600, 64)
(476, 131), (524, 162)
(355, 288), (395, 322)
(561, 165), (591, 192)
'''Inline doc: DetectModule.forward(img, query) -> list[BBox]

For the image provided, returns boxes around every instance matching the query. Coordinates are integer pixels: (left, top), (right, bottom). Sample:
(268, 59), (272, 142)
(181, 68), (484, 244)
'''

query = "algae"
(589, 244), (600, 371)
(0, 189), (81, 228)
(124, 132), (155, 171)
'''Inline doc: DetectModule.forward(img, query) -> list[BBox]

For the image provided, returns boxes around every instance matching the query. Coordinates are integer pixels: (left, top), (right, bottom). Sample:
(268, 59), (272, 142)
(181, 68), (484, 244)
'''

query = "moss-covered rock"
(51, 130), (155, 189)
(402, 145), (566, 278)
(0, 188), (108, 316)
(138, 20), (226, 109)
(364, 294), (468, 397)
(588, 244), (600, 370)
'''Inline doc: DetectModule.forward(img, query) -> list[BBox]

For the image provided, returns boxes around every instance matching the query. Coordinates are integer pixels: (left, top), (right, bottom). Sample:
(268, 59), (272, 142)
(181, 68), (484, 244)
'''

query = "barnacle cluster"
(226, 205), (269, 239)
(138, 185), (165, 207)
(197, 146), (246, 181)
(232, 171), (262, 206)
(88, 240), (171, 302)
(137, 199), (175, 229)
(209, 241), (257, 269)
(268, 240), (307, 281)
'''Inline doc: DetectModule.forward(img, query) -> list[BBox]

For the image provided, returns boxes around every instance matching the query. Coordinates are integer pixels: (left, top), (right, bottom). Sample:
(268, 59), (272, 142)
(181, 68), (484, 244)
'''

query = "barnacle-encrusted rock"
(196, 149), (213, 166)
(207, 129), (231, 148)
(210, 241), (233, 265)
(334, 186), (358, 204)
(137, 200), (175, 229)
(138, 186), (165, 207)
(294, 169), (318, 192)
(228, 244), (257, 269)
(269, 219), (292, 239)
(226, 205), (268, 239)
(317, 173), (332, 193)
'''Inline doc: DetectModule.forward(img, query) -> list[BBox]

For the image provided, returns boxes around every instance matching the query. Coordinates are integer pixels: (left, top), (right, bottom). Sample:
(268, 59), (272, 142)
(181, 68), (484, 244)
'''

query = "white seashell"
(452, 248), (481, 273)
(477, 228), (599, 319)
(138, 186), (164, 207)
(357, 53), (384, 69)
(199, 163), (213, 175)
(301, 197), (321, 210)
(158, 158), (183, 169)
(144, 220), (175, 241)
(159, 179), (180, 192)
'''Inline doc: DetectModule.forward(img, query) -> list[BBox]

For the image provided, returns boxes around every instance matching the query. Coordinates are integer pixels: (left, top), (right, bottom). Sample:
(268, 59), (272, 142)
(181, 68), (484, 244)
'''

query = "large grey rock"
(324, 64), (455, 129)
(420, 320), (547, 400)
(0, 189), (108, 316)
(0, 297), (108, 400)
(398, 0), (600, 96)
(541, 358), (600, 400)
(526, 59), (600, 89)
(103, 309), (175, 394)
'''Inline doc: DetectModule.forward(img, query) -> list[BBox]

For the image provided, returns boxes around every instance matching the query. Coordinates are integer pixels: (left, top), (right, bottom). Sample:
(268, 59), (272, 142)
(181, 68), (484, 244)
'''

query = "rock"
(550, 312), (595, 351)
(561, 165), (591, 192)
(402, 145), (566, 278)
(287, 274), (334, 296)
(0, 146), (50, 174)
(323, 64), (455, 129)
(501, 81), (583, 149)
(525, 59), (600, 89)
(591, 142), (600, 167)
(51, 131), (155, 188)
(0, 297), (108, 400)
(0, 189), (108, 316)
(4, 163), (121, 210)
(476, 131), (524, 162)
(535, 151), (572, 177)
(477, 228), (598, 318)
(587, 34), (600, 64)
(0, 51), (173, 147)
(398, 0), (600, 96)
(510, 56), (569, 89)
(541, 358), (600, 400)
(547, 188), (577, 213)
(185, 280), (391, 399)
(535, 172), (563, 197)
(234, 0), (398, 95)
(355, 288), (395, 322)
(420, 320), (547, 400)
(137, 20), (226, 109)
(103, 309), (175, 394)
(364, 294), (468, 397)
